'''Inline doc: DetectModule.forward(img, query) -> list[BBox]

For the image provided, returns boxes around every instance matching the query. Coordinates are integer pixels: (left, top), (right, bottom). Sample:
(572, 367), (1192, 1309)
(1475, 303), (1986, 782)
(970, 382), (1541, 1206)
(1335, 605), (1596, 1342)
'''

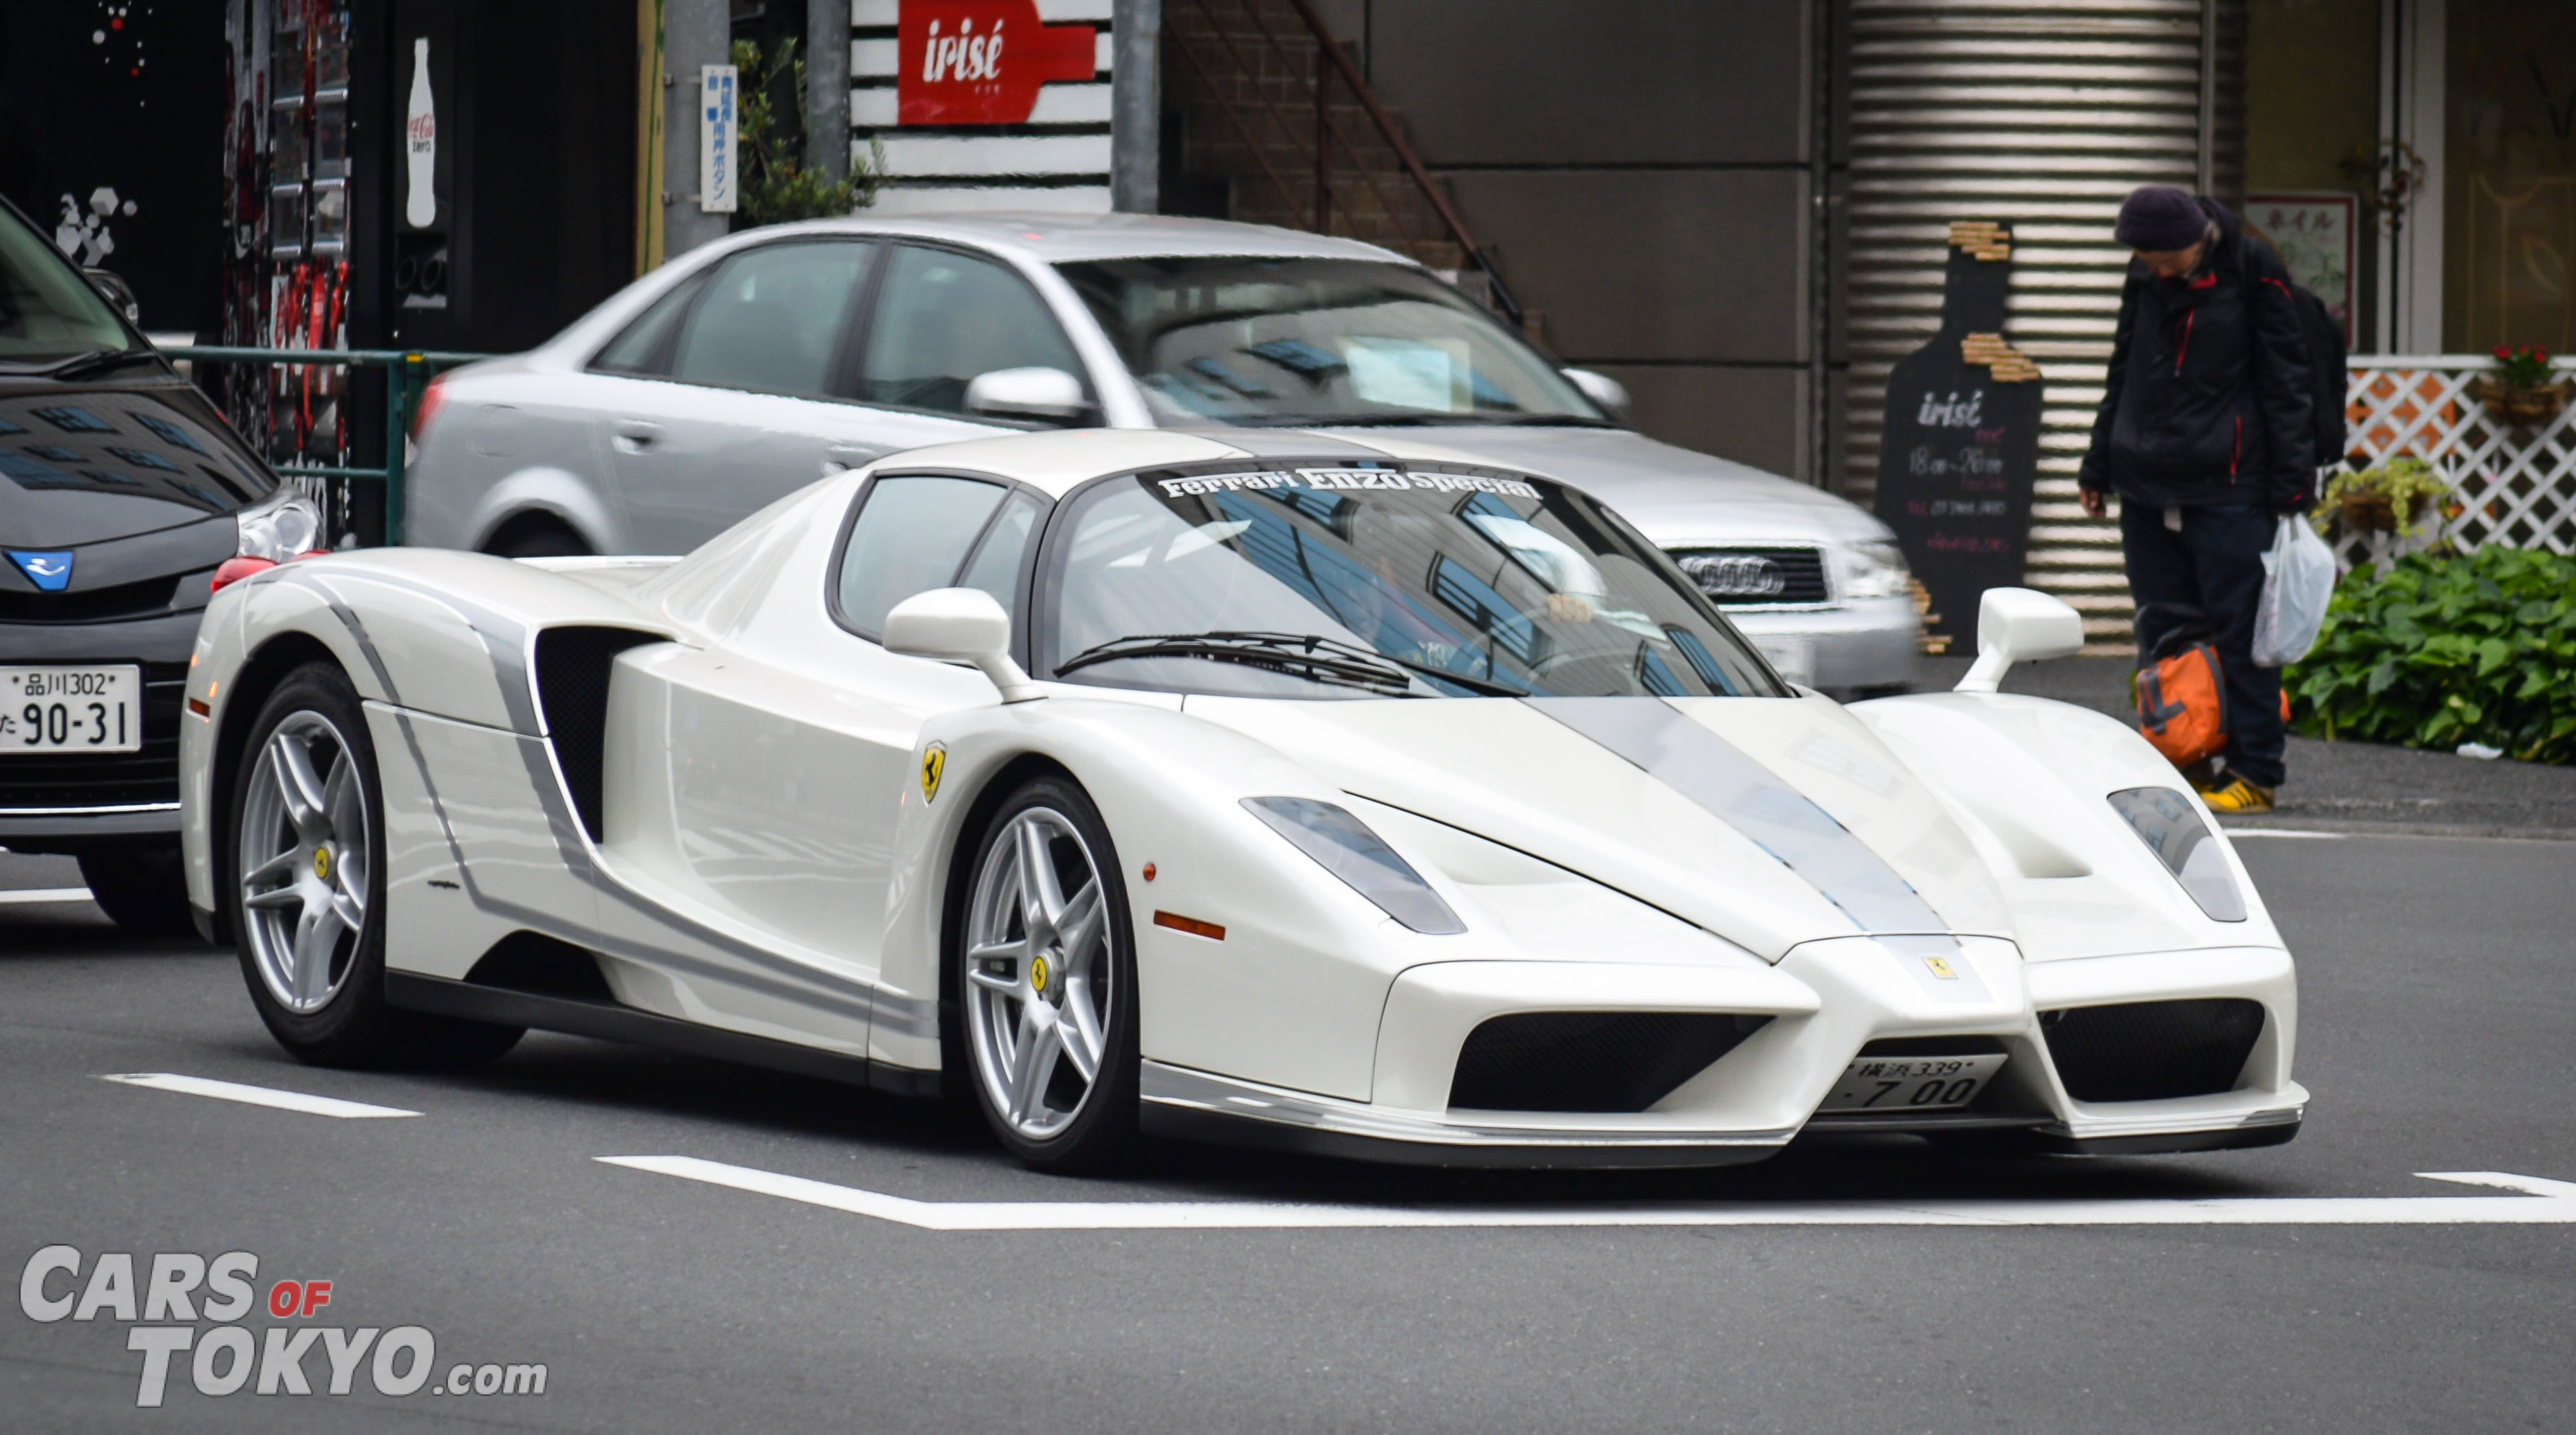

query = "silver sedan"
(404, 214), (1916, 694)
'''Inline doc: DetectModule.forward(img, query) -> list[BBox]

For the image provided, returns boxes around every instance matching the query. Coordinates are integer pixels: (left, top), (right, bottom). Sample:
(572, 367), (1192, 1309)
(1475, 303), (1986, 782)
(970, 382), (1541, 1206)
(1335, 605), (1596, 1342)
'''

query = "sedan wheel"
(239, 711), (370, 1013)
(959, 779), (1138, 1169)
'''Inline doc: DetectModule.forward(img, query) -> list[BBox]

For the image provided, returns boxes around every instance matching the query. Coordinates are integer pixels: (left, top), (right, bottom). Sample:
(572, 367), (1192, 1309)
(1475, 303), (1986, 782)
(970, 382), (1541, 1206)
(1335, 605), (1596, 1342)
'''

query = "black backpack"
(2287, 283), (2348, 470)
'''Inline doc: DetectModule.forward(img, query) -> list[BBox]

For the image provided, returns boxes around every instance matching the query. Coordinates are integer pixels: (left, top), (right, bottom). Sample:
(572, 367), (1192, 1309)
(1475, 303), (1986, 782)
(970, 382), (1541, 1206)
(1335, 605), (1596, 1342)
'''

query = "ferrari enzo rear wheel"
(959, 777), (1139, 1171)
(228, 664), (522, 1069)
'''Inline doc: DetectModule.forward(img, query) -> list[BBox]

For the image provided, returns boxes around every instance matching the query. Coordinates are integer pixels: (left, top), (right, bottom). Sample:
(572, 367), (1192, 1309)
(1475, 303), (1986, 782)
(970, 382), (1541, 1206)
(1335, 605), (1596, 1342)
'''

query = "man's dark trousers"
(2120, 498), (2285, 788)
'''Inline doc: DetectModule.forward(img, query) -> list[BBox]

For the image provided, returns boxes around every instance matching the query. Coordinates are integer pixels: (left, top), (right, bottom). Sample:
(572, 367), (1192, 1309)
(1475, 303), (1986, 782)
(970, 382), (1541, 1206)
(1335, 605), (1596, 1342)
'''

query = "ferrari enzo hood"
(1182, 693), (2012, 961)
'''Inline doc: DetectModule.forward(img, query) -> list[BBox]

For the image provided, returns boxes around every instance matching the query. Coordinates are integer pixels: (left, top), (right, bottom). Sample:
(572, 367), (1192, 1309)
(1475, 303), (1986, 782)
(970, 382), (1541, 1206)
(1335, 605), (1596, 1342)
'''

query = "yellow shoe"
(2201, 776), (2276, 814)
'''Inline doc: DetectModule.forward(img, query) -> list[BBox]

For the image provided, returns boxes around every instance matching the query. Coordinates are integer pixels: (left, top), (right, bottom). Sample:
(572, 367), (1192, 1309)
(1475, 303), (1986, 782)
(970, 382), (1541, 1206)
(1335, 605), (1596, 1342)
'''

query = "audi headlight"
(235, 486), (325, 562)
(2106, 787), (2247, 922)
(1243, 797), (1465, 935)
(1836, 539), (1911, 601)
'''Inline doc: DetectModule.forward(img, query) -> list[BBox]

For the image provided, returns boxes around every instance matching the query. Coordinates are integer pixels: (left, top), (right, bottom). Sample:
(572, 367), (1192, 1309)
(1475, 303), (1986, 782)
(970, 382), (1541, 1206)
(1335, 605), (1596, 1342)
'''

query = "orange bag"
(2136, 641), (2229, 767)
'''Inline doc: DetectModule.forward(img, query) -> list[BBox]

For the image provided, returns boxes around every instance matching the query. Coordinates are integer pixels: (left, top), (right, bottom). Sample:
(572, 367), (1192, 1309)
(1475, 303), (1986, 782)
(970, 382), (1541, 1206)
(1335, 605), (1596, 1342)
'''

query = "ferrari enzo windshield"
(1042, 463), (1787, 699)
(1055, 257), (1606, 427)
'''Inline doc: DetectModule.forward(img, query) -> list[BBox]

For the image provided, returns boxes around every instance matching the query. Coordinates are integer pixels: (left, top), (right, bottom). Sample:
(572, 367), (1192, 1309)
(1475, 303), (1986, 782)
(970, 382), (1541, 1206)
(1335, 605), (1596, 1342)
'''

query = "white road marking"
(102, 1073), (421, 1119)
(598, 1156), (2576, 1232)
(2222, 828), (2348, 840)
(0, 887), (95, 904)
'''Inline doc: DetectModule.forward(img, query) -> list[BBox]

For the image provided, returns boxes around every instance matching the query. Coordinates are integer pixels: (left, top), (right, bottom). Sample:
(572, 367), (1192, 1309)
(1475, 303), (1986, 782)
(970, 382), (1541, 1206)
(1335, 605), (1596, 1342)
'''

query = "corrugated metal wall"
(1837, 0), (2244, 648)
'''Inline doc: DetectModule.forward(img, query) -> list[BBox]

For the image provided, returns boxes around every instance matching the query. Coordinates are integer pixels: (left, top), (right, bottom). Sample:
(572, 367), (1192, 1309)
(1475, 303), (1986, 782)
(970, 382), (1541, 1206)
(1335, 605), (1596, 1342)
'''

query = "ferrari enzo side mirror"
(1954, 587), (2085, 693)
(965, 366), (1090, 425)
(883, 588), (1044, 703)
(1562, 368), (1630, 418)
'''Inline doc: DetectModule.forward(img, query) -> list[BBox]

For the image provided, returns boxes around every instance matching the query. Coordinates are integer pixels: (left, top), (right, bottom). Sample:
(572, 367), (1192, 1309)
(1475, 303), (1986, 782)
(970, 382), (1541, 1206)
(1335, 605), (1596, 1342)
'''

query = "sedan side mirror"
(882, 588), (1043, 702)
(83, 268), (140, 325)
(1562, 368), (1630, 419)
(1953, 587), (2085, 693)
(965, 366), (1090, 426)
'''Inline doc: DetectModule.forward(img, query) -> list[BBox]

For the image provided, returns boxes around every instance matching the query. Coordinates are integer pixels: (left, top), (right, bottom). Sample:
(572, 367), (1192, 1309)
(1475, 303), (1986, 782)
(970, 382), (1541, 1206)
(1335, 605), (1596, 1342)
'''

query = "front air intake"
(1449, 1012), (1770, 1113)
(2041, 999), (2264, 1103)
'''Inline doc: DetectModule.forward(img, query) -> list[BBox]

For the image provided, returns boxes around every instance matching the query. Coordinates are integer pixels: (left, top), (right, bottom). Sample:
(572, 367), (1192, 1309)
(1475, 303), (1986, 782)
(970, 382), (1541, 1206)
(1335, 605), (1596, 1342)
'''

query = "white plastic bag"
(2253, 514), (2336, 667)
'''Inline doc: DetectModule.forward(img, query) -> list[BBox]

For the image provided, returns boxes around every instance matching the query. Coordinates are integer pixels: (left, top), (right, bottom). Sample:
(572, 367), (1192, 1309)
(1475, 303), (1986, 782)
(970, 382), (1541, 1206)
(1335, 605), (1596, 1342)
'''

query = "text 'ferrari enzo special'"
(179, 428), (2302, 1171)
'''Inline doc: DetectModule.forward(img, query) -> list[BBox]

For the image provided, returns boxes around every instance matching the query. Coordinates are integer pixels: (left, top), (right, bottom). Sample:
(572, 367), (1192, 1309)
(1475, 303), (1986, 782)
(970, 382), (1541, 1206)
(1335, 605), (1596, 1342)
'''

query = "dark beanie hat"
(2115, 185), (2208, 250)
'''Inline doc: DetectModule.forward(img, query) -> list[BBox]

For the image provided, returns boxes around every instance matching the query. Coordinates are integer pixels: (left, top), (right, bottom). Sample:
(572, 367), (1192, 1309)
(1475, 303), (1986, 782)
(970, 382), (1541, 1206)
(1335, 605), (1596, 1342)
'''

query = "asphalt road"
(5, 833), (2573, 1434)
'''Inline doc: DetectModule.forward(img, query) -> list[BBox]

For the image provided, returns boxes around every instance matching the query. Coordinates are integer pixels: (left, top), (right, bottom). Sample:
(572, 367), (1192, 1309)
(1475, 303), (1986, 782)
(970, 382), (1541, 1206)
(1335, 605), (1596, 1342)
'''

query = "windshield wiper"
(1057, 630), (1528, 698)
(0, 347), (152, 380)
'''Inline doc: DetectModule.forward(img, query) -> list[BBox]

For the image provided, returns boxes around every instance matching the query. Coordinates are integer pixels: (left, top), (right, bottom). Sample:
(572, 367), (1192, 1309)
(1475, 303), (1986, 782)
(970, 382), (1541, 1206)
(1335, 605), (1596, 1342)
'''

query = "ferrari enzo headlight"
(235, 485), (325, 563)
(2106, 787), (2247, 922)
(1836, 539), (1911, 600)
(1243, 797), (1466, 935)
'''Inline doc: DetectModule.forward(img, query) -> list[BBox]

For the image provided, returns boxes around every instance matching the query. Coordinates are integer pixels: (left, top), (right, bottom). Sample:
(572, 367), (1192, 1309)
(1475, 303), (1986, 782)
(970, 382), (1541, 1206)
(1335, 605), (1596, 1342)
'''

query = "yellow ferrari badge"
(312, 847), (332, 882)
(919, 743), (946, 804)
(1923, 955), (1958, 981)
(1030, 955), (1050, 994)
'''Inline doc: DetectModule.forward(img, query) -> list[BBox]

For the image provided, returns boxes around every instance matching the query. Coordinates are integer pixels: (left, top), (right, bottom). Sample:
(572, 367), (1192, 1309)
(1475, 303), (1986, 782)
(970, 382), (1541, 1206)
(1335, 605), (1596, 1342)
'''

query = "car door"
(589, 239), (888, 552)
(851, 242), (1096, 435)
(602, 473), (1048, 1023)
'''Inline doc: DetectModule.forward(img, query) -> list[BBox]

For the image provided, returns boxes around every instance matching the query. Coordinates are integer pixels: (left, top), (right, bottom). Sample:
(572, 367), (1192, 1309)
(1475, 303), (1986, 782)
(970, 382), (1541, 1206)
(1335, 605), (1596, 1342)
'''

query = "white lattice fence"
(2335, 355), (2576, 570)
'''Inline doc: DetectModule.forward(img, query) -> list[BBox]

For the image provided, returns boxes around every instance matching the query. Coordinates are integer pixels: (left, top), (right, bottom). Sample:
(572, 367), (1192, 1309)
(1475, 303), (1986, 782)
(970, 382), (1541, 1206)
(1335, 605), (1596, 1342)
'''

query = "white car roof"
(867, 426), (1538, 500)
(705, 212), (1413, 268)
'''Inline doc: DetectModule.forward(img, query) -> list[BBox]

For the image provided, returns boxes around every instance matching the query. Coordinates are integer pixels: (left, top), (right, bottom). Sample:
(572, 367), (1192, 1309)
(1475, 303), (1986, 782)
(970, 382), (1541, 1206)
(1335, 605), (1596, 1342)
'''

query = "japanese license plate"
(1820, 1053), (2008, 1113)
(0, 666), (142, 753)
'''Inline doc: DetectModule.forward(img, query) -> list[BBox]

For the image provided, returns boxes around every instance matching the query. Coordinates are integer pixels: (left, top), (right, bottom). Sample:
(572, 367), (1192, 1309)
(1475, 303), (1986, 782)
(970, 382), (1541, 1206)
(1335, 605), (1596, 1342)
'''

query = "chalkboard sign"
(1873, 221), (2045, 651)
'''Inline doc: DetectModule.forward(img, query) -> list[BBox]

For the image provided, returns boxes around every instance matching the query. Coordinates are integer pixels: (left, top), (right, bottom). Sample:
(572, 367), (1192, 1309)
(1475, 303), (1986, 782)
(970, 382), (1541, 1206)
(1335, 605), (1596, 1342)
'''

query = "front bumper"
(0, 610), (197, 853)
(1139, 939), (2304, 1168)
(1725, 597), (1920, 693)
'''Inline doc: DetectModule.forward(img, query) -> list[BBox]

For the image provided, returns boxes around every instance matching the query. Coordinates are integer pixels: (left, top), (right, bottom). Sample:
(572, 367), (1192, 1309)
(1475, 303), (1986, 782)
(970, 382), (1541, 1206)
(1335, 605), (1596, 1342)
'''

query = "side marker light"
(1154, 910), (1224, 941)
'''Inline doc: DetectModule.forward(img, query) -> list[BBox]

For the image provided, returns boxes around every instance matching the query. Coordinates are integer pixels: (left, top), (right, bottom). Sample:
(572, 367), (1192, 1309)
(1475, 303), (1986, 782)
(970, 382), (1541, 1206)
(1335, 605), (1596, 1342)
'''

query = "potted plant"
(2468, 345), (2572, 427)
(2315, 456), (2448, 536)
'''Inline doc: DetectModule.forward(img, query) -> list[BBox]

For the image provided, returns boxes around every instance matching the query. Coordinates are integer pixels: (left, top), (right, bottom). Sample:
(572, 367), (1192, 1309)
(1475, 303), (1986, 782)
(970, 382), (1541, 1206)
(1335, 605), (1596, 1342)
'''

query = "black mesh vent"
(1449, 1012), (1770, 1113)
(0, 664), (184, 808)
(466, 931), (616, 1003)
(532, 627), (660, 841)
(2042, 999), (2264, 1103)
(0, 573), (187, 623)
(1670, 547), (1830, 606)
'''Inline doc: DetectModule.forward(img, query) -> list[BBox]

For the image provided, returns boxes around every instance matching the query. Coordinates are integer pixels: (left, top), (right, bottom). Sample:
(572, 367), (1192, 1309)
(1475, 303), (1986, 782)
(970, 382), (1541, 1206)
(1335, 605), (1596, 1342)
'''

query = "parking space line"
(597, 1156), (2576, 1232)
(101, 1073), (421, 1119)
(0, 887), (95, 904)
(2224, 829), (2348, 840)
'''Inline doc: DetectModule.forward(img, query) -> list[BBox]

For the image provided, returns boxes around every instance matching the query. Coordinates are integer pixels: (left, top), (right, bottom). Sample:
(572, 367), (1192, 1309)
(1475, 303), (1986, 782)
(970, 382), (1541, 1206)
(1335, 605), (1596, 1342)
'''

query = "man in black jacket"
(2079, 185), (2315, 813)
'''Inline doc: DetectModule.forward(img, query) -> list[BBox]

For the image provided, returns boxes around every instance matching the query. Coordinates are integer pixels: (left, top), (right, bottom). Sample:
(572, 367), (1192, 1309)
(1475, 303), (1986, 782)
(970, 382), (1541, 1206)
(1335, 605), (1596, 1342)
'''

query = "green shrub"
(2287, 545), (2576, 763)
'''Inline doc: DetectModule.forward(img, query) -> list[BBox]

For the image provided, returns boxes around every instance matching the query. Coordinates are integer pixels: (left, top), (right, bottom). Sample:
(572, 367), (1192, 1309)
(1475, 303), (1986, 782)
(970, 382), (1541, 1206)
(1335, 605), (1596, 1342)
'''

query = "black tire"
(482, 518), (591, 559)
(225, 662), (523, 1069)
(950, 775), (1141, 1173)
(78, 841), (200, 938)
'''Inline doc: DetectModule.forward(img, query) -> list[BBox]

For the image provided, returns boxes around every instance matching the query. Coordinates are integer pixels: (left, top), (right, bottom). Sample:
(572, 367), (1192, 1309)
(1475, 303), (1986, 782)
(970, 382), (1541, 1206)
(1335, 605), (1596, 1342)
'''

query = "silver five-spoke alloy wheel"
(238, 710), (370, 1014)
(964, 806), (1114, 1141)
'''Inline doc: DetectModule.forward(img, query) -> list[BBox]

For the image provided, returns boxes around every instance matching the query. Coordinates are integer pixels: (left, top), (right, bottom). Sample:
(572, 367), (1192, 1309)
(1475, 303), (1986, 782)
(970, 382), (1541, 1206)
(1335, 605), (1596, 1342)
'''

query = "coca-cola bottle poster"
(1872, 221), (2044, 650)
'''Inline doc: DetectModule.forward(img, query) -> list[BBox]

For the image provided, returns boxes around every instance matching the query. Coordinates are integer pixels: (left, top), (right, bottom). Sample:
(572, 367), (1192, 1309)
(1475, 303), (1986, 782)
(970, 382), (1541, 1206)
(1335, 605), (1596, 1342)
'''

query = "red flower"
(2496, 346), (2511, 359)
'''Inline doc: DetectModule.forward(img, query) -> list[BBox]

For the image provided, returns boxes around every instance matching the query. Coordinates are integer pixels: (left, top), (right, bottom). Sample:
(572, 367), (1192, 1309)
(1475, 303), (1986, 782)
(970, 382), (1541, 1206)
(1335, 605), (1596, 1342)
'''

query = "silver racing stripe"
(1525, 697), (1955, 941)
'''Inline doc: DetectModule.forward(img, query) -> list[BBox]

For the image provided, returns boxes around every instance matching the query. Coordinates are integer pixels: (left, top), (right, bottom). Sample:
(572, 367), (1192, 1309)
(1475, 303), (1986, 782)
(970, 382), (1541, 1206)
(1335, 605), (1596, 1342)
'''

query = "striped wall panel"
(1838, 0), (2244, 649)
(848, 0), (1119, 216)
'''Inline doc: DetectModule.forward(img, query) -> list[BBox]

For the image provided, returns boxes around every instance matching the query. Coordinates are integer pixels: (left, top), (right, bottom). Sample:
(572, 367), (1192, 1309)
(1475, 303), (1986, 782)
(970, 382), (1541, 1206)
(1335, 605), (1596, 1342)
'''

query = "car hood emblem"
(7, 550), (73, 592)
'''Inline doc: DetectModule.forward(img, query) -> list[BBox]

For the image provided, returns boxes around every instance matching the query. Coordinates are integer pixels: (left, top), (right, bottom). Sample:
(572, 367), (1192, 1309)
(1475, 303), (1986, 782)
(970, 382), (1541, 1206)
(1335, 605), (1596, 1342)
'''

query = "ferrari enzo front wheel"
(959, 777), (1140, 1172)
(228, 663), (522, 1069)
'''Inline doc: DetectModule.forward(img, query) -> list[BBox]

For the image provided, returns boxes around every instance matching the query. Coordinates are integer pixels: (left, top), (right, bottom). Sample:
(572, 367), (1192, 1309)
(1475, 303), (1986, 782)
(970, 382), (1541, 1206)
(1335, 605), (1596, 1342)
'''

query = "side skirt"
(384, 971), (941, 1099)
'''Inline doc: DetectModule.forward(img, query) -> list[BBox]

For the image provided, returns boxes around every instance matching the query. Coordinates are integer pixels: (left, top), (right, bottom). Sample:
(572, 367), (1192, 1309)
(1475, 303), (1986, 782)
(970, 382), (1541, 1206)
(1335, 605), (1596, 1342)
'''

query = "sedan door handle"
(612, 420), (665, 452)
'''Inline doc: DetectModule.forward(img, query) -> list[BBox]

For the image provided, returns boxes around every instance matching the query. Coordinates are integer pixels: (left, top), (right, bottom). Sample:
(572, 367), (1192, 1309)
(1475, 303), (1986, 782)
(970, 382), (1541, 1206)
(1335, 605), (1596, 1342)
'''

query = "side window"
(956, 489), (1046, 624)
(590, 272), (708, 376)
(667, 242), (874, 397)
(835, 475), (1011, 637)
(858, 246), (1085, 415)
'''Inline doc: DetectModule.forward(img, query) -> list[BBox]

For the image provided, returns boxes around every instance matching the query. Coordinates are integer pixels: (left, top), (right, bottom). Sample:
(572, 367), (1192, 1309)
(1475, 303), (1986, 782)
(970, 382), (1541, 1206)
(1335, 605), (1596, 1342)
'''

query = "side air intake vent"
(465, 931), (617, 1003)
(1449, 1012), (1770, 1113)
(532, 627), (661, 841)
(2041, 999), (2264, 1103)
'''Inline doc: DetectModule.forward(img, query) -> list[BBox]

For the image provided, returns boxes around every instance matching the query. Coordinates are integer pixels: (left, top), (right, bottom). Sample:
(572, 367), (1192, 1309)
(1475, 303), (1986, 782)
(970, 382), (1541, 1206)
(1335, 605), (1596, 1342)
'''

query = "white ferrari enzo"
(178, 429), (2303, 1171)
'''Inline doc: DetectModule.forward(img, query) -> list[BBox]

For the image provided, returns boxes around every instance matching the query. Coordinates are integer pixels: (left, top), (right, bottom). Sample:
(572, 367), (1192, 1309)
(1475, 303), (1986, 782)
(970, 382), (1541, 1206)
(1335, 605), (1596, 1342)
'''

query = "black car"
(0, 195), (321, 933)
